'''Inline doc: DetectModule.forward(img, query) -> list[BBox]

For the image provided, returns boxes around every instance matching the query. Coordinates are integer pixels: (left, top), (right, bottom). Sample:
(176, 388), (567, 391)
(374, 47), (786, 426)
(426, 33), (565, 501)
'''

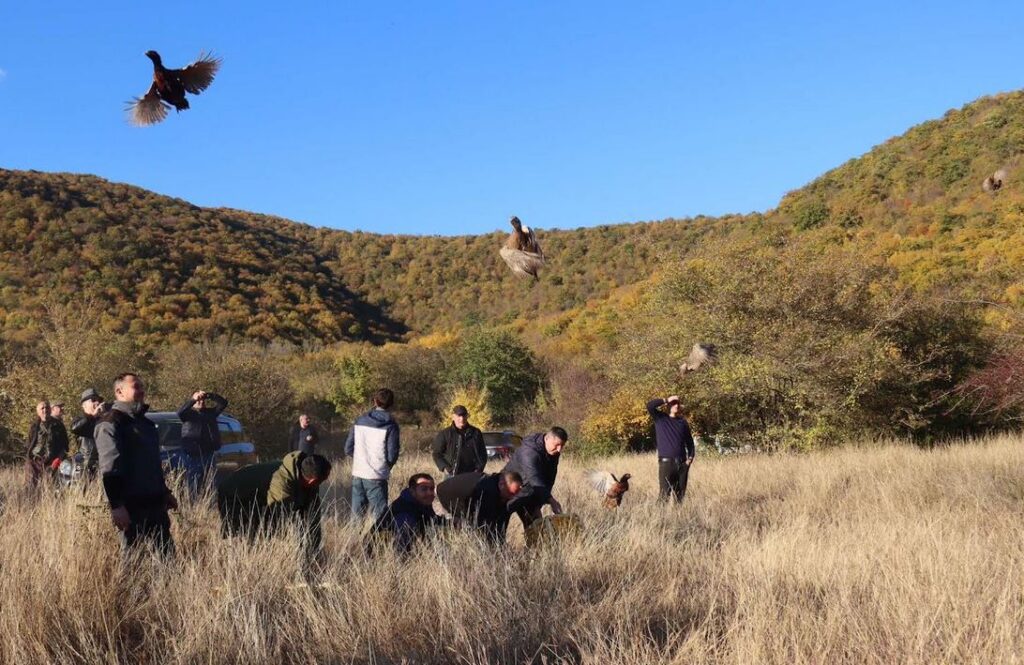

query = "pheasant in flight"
(127, 50), (221, 126)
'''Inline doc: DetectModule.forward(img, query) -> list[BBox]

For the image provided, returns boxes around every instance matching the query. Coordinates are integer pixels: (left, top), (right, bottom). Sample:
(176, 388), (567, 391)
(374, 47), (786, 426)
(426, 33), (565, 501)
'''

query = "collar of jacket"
(395, 488), (436, 517)
(112, 401), (149, 417)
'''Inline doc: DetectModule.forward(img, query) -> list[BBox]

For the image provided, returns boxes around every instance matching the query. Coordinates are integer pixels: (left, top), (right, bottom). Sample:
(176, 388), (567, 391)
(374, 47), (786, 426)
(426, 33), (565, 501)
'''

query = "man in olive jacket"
(26, 399), (70, 487)
(217, 451), (332, 558)
(431, 405), (487, 477)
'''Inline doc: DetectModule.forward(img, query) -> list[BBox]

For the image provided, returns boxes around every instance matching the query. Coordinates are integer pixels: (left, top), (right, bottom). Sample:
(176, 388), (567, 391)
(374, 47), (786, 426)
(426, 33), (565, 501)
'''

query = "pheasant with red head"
(127, 50), (221, 126)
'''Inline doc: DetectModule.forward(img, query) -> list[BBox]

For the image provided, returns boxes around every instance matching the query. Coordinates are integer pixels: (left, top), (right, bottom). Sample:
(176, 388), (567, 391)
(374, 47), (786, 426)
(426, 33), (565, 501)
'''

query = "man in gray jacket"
(96, 373), (177, 555)
(70, 388), (107, 482)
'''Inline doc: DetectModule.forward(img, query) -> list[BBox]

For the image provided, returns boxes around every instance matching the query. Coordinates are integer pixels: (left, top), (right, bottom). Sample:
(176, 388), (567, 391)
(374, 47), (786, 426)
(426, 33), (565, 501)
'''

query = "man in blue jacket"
(647, 395), (696, 503)
(367, 473), (444, 556)
(345, 388), (400, 521)
(501, 426), (568, 525)
(176, 389), (228, 493)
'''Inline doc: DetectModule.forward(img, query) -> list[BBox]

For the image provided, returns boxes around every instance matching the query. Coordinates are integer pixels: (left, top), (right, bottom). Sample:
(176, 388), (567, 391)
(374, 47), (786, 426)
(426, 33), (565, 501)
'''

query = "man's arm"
(385, 422), (400, 467)
(430, 430), (449, 473)
(516, 446), (552, 504)
(472, 429), (487, 473)
(70, 415), (93, 438)
(647, 398), (667, 419)
(49, 422), (69, 462)
(176, 398), (197, 420)
(344, 426), (355, 457)
(24, 422), (37, 458)
(684, 420), (696, 462)
(393, 512), (418, 555)
(206, 393), (229, 416)
(95, 421), (125, 509)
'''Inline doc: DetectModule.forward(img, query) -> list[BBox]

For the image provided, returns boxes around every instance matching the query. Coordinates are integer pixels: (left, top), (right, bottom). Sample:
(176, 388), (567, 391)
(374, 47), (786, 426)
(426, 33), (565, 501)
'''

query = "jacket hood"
(395, 488), (435, 516)
(366, 408), (395, 426)
(522, 432), (549, 454)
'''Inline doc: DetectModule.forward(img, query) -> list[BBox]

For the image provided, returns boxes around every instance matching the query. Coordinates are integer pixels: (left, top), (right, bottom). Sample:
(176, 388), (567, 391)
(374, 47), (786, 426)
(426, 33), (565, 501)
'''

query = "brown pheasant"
(587, 471), (632, 509)
(499, 216), (545, 280)
(127, 50), (221, 126)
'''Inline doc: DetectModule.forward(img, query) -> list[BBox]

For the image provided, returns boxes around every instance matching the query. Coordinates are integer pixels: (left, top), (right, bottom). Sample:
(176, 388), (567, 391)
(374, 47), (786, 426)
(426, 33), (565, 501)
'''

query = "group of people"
(24, 371), (699, 561)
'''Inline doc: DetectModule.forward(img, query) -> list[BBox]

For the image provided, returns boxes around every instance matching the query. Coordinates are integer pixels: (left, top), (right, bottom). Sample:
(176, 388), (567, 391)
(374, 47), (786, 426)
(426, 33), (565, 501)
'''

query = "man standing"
(176, 389), (229, 492)
(647, 395), (696, 503)
(367, 473), (444, 556)
(289, 413), (320, 456)
(501, 427), (568, 525)
(431, 405), (487, 478)
(95, 373), (177, 555)
(217, 451), (332, 561)
(437, 470), (524, 544)
(50, 401), (66, 422)
(25, 400), (69, 486)
(70, 388), (107, 482)
(345, 388), (399, 522)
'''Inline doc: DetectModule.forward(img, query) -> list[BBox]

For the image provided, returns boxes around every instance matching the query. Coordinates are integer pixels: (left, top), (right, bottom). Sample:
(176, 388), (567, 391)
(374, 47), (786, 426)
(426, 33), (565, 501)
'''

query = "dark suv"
(58, 411), (257, 486)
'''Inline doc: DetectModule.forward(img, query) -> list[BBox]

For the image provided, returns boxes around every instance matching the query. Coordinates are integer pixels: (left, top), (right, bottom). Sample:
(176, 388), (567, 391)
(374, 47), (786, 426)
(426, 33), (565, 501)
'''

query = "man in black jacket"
(25, 400), (69, 487)
(367, 473), (445, 556)
(647, 395), (696, 503)
(96, 373), (178, 555)
(70, 388), (108, 482)
(431, 405), (487, 477)
(289, 413), (320, 456)
(176, 389), (228, 493)
(437, 470), (524, 544)
(501, 427), (568, 525)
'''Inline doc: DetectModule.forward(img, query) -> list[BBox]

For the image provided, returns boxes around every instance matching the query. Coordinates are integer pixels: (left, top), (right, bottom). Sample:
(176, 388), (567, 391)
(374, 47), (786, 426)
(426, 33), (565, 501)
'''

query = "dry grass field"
(2, 437), (1023, 664)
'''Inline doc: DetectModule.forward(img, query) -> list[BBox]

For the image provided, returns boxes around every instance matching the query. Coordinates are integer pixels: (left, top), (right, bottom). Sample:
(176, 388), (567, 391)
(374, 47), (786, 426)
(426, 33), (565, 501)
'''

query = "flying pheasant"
(680, 343), (718, 375)
(587, 471), (632, 509)
(982, 168), (1008, 193)
(499, 216), (545, 280)
(127, 50), (221, 126)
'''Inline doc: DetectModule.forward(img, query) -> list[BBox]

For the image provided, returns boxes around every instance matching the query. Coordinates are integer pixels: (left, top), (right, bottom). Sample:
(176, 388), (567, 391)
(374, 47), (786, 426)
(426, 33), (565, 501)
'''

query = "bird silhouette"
(127, 50), (221, 126)
(982, 168), (1008, 193)
(499, 216), (546, 280)
(587, 471), (632, 509)
(680, 343), (718, 375)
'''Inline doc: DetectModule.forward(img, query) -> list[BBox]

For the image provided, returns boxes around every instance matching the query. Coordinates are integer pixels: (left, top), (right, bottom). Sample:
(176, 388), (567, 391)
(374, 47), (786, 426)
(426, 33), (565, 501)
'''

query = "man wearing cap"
(71, 388), (109, 482)
(50, 401), (66, 423)
(647, 395), (696, 503)
(431, 405), (487, 478)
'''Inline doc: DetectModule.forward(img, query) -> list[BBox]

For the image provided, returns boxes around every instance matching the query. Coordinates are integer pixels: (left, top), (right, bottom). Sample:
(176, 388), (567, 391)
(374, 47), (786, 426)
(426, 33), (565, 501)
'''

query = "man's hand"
(49, 457), (61, 471)
(165, 494), (178, 511)
(111, 507), (131, 531)
(549, 498), (564, 515)
(685, 457), (694, 466)
(191, 391), (204, 401)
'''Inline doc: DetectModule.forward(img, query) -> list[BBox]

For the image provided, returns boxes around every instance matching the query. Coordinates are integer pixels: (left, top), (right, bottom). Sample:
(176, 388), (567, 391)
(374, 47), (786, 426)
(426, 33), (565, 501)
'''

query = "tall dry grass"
(2, 437), (1024, 664)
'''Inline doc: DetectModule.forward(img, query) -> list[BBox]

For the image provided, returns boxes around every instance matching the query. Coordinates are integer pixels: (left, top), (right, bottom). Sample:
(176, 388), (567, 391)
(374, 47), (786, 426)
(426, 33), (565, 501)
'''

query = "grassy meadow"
(1, 437), (1023, 664)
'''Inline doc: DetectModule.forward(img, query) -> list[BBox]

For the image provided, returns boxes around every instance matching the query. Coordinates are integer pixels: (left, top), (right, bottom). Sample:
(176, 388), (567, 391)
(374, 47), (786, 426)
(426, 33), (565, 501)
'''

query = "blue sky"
(1, 2), (1021, 235)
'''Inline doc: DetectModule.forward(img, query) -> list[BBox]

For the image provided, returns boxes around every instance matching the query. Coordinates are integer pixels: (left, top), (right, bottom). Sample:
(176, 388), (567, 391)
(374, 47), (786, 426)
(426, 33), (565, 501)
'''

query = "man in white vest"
(344, 388), (400, 521)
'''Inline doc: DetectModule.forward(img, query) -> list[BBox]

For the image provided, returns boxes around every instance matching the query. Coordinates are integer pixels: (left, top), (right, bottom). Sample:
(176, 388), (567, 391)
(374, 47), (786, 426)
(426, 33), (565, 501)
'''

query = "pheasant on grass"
(127, 50), (221, 126)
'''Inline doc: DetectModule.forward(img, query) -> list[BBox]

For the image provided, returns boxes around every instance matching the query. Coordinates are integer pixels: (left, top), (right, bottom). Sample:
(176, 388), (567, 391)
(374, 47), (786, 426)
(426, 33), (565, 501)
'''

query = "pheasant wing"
(499, 247), (545, 278)
(126, 82), (169, 126)
(586, 470), (615, 495)
(176, 51), (221, 94)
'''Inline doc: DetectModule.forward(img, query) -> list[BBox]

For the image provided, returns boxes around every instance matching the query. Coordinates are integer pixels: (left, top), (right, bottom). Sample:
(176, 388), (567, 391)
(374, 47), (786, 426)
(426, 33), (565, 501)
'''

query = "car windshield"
(151, 415), (248, 448)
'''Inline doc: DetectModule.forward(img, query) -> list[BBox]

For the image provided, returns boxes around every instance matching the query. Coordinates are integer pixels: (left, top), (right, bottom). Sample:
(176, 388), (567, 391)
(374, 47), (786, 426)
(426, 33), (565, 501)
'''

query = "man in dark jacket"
(501, 427), (568, 525)
(345, 388), (400, 521)
(289, 413), (320, 456)
(95, 373), (178, 555)
(367, 473), (444, 556)
(25, 400), (69, 487)
(177, 389), (228, 493)
(647, 395), (696, 502)
(437, 470), (524, 544)
(217, 451), (332, 560)
(431, 405), (487, 477)
(70, 388), (108, 482)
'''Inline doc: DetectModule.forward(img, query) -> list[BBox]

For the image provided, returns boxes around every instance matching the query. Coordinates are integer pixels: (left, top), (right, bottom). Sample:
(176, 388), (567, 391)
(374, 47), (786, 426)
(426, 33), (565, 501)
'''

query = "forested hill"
(0, 169), (732, 346)
(3, 89), (1024, 347)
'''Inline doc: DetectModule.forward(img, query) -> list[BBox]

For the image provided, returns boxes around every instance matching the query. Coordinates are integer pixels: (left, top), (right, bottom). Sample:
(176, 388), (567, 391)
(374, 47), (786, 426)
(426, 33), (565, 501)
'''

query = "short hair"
(408, 473), (435, 488)
(548, 426), (569, 443)
(113, 373), (140, 394)
(500, 470), (523, 486)
(299, 454), (332, 482)
(373, 388), (394, 410)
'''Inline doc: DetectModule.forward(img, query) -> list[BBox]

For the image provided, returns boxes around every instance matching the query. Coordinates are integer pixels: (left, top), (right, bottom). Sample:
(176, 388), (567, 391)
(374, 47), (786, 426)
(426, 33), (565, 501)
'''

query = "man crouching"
(217, 451), (332, 562)
(367, 473), (444, 556)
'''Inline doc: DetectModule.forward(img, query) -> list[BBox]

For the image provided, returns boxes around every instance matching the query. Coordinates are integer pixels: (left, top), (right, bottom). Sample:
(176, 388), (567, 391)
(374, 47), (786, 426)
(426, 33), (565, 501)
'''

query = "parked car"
(59, 411), (257, 487)
(482, 430), (521, 461)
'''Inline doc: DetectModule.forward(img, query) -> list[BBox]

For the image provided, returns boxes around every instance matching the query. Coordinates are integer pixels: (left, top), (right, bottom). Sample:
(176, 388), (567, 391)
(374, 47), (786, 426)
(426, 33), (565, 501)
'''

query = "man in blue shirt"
(647, 395), (695, 503)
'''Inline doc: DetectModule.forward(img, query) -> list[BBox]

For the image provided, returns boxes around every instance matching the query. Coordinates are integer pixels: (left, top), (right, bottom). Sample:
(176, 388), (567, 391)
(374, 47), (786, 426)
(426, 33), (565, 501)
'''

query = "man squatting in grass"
(647, 395), (696, 502)
(367, 473), (445, 556)
(500, 426), (568, 526)
(95, 373), (178, 555)
(217, 450), (332, 563)
(345, 388), (400, 522)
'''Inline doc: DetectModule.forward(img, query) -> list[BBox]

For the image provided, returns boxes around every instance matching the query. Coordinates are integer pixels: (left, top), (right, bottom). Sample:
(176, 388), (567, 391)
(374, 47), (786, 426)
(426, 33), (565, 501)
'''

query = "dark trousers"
(123, 504), (174, 556)
(658, 458), (690, 503)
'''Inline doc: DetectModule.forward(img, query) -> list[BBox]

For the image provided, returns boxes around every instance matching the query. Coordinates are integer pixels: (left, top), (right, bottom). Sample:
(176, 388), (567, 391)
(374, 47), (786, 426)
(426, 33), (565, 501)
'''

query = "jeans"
(182, 451), (216, 496)
(351, 477), (389, 521)
(658, 457), (690, 503)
